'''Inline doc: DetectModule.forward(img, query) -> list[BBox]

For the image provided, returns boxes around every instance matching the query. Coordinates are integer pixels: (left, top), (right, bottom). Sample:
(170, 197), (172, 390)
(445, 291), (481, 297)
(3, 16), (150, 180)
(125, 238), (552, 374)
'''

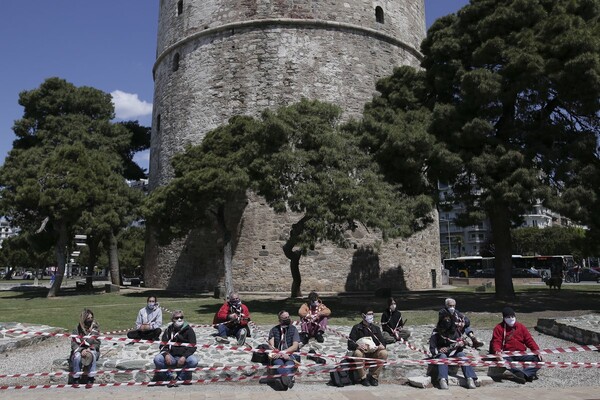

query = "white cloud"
(111, 90), (153, 120)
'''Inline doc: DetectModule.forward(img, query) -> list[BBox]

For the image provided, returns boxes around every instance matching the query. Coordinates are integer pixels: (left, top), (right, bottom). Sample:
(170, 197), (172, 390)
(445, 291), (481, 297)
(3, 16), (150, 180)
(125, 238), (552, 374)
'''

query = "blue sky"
(0, 0), (469, 173)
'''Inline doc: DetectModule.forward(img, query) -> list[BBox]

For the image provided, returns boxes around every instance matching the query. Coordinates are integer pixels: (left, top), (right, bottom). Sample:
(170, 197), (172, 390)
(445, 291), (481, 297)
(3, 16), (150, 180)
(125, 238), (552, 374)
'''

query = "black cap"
(502, 307), (515, 317)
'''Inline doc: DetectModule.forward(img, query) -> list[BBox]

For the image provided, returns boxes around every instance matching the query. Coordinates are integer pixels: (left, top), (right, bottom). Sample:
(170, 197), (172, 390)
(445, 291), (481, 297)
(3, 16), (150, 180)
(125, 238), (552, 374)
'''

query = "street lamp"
(439, 219), (452, 259)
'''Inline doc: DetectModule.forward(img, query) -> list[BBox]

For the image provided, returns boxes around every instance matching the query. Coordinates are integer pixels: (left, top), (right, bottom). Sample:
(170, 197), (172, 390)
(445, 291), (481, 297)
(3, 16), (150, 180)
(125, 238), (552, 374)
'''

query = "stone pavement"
(5, 384), (600, 400)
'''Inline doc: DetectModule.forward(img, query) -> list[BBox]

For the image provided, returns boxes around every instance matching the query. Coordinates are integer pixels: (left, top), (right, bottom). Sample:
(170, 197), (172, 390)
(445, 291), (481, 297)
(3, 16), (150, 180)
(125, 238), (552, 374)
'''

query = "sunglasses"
(173, 316), (184, 321)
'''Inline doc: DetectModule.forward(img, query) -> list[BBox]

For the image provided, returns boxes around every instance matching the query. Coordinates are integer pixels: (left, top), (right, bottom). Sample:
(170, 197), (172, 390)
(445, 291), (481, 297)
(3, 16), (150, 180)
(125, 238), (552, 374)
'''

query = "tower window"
(173, 53), (180, 72)
(156, 114), (161, 133)
(177, 0), (183, 16)
(375, 6), (384, 24)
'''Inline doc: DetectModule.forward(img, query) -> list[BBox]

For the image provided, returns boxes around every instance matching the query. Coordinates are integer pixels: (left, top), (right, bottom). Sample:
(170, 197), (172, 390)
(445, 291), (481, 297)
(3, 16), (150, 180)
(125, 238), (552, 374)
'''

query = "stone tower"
(146, 0), (442, 293)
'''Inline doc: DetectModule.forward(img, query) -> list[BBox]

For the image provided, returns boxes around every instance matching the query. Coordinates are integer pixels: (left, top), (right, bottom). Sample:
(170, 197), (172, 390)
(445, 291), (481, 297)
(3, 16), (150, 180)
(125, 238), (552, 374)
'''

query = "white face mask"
(390, 304), (397, 312)
(447, 307), (455, 314)
(147, 302), (156, 309)
(504, 317), (516, 327)
(364, 314), (374, 324)
(174, 320), (184, 328)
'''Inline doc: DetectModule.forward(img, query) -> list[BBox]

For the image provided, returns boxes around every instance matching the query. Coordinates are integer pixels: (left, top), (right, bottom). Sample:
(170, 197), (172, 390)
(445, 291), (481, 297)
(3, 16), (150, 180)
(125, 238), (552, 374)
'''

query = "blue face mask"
(147, 302), (156, 309)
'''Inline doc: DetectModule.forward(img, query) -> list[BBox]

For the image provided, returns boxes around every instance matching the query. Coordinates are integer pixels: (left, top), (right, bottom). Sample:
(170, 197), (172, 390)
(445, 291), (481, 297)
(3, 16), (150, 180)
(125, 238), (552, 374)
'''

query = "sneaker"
(368, 375), (379, 387)
(360, 378), (371, 386)
(237, 329), (247, 346)
(439, 378), (449, 390)
(315, 332), (324, 343)
(300, 332), (309, 345)
(467, 377), (476, 389)
(167, 382), (179, 388)
(215, 336), (230, 344)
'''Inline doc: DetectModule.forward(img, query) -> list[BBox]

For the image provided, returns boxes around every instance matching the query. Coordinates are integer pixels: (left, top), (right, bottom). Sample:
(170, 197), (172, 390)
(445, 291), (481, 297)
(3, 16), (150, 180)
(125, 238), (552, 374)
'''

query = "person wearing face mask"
(267, 310), (300, 390)
(347, 307), (388, 386)
(298, 291), (331, 344)
(70, 308), (100, 385)
(439, 298), (484, 349)
(127, 295), (163, 341)
(489, 307), (542, 384)
(429, 313), (478, 390)
(214, 292), (252, 345)
(381, 297), (410, 344)
(153, 311), (198, 387)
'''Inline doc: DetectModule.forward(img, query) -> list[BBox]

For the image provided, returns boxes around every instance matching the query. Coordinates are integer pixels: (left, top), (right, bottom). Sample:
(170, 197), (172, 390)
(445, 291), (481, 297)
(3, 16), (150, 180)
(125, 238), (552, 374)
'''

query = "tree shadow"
(344, 246), (408, 292)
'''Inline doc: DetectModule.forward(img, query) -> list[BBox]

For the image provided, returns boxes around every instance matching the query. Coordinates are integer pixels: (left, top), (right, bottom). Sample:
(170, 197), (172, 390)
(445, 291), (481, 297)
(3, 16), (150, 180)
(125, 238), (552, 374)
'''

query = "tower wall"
(147, 0), (442, 293)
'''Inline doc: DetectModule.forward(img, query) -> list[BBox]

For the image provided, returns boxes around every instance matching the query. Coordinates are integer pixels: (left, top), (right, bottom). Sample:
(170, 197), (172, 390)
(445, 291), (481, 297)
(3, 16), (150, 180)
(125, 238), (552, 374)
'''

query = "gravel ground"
(0, 329), (597, 389)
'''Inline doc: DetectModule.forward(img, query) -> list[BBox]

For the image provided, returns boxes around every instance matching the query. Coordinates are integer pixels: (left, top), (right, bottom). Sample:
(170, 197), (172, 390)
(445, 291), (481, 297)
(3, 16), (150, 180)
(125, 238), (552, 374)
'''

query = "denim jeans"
(153, 353), (198, 382)
(71, 350), (97, 378)
(505, 355), (541, 378)
(272, 358), (296, 376)
(436, 352), (477, 380)
(217, 324), (245, 340)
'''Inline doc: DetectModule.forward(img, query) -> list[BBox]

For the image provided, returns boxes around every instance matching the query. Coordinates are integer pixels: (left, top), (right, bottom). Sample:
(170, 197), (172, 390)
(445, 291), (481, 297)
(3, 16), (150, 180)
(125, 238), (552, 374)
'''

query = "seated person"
(70, 308), (100, 385)
(429, 312), (478, 390)
(439, 298), (483, 348)
(348, 307), (388, 387)
(213, 292), (251, 345)
(298, 291), (331, 344)
(489, 307), (542, 384)
(127, 295), (162, 341)
(153, 310), (198, 387)
(380, 297), (410, 344)
(268, 310), (300, 389)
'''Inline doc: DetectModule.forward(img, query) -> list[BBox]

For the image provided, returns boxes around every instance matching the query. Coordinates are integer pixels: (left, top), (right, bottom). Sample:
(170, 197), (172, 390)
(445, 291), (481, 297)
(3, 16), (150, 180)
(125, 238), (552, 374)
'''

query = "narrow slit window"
(177, 0), (183, 16)
(375, 6), (384, 24)
(173, 53), (180, 72)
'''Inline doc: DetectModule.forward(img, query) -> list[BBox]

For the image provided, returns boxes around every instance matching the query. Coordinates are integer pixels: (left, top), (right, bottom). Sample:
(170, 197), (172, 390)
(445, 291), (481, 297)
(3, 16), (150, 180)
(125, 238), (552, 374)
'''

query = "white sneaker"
(467, 377), (476, 389)
(439, 378), (449, 390)
(215, 336), (230, 344)
(237, 329), (247, 346)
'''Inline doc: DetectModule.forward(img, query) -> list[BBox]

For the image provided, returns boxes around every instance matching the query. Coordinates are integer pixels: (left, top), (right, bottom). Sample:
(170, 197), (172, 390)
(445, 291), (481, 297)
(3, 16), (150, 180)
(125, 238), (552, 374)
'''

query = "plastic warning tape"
(325, 325), (431, 357)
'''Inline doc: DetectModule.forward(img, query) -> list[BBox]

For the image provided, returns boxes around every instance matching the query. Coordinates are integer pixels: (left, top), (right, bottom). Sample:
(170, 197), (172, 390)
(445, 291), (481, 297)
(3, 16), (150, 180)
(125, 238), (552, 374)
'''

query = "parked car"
(569, 268), (600, 283)
(22, 271), (33, 279)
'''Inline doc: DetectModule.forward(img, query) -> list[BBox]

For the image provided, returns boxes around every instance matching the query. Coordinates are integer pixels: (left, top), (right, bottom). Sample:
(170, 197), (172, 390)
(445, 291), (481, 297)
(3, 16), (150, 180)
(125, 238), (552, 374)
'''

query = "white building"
(0, 217), (18, 248)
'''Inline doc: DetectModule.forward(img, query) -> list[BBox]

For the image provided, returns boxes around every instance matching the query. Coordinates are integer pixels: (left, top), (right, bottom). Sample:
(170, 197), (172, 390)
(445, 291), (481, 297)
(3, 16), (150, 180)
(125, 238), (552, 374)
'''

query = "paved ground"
(5, 383), (600, 400)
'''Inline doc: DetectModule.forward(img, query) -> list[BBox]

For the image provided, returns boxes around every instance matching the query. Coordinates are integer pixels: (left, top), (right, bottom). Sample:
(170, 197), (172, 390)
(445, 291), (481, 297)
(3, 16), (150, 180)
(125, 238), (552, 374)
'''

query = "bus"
(443, 256), (494, 277)
(443, 255), (575, 278)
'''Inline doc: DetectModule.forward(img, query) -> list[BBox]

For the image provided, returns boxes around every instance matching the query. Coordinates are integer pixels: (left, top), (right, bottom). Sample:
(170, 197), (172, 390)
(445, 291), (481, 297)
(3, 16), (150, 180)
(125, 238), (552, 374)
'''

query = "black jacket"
(381, 309), (404, 335)
(348, 322), (385, 351)
(159, 322), (197, 358)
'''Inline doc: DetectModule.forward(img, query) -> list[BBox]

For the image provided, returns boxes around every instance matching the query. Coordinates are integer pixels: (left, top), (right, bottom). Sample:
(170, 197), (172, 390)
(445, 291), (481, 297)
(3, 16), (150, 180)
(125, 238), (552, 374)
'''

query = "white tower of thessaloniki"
(146, 0), (443, 293)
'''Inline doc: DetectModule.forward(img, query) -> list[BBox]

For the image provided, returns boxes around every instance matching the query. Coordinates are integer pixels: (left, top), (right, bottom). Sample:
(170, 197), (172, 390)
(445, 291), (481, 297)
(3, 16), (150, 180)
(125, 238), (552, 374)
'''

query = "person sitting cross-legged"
(489, 307), (542, 384)
(153, 310), (198, 387)
(380, 297), (410, 344)
(213, 292), (251, 345)
(127, 295), (162, 341)
(298, 291), (331, 345)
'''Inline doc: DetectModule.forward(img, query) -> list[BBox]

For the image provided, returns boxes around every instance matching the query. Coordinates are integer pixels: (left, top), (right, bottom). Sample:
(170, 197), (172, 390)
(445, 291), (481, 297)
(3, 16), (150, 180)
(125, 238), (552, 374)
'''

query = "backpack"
(329, 358), (357, 387)
(251, 344), (270, 365)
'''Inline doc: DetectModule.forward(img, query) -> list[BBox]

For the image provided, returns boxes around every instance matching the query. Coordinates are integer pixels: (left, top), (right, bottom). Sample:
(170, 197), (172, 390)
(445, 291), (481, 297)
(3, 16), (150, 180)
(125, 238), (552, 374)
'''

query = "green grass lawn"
(1, 284), (598, 332)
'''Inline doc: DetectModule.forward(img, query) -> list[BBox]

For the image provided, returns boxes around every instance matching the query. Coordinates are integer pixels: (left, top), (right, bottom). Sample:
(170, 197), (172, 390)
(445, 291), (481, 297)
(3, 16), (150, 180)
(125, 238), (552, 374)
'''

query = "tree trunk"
(282, 216), (309, 298)
(48, 221), (68, 298)
(216, 205), (234, 297)
(107, 230), (121, 285)
(490, 203), (516, 300)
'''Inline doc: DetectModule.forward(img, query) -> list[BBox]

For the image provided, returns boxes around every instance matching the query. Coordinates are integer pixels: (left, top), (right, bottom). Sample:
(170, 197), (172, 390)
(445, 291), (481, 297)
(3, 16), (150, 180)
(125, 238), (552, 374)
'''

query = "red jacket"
(490, 321), (539, 353)
(213, 302), (251, 327)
